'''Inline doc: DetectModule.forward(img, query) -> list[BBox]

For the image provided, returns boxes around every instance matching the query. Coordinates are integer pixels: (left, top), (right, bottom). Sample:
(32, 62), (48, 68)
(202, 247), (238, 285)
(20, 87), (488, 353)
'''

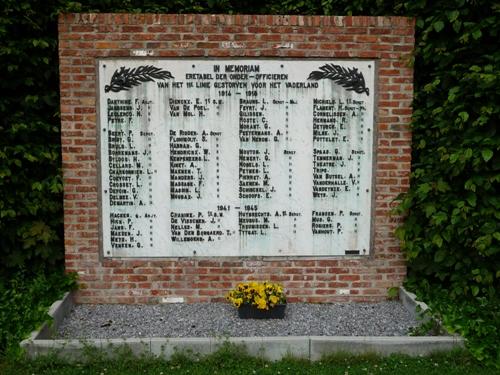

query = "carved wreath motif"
(104, 65), (174, 93)
(308, 64), (369, 96)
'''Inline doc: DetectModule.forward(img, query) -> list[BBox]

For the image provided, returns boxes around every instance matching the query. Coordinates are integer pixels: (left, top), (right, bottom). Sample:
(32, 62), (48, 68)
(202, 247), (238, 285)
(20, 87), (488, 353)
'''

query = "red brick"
(339, 275), (360, 281)
(208, 34), (231, 41)
(292, 260), (315, 267)
(295, 43), (317, 49)
(207, 50), (232, 57)
(127, 275), (148, 282)
(316, 260), (339, 267)
(328, 267), (350, 274)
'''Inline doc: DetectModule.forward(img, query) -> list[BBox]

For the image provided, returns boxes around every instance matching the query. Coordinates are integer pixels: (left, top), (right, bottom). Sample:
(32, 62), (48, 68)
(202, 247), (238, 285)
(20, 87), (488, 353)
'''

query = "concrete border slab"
(310, 336), (464, 360)
(22, 339), (103, 361)
(399, 286), (430, 322)
(151, 337), (212, 359)
(102, 338), (151, 358)
(32, 291), (75, 340)
(215, 336), (310, 361)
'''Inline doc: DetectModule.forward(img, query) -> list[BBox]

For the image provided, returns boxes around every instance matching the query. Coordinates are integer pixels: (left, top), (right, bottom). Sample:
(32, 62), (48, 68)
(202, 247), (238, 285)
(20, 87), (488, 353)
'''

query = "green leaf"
(417, 183), (432, 196)
(481, 149), (493, 162)
(433, 20), (445, 32)
(434, 249), (446, 262)
(447, 10), (459, 22)
(458, 112), (469, 122)
(436, 180), (450, 192)
(424, 204), (436, 217)
(471, 285), (479, 296)
(447, 86), (460, 102)
(464, 148), (473, 159)
(31, 182), (43, 191)
(466, 193), (477, 207)
(433, 211), (448, 225)
(464, 179), (476, 192)
(433, 234), (444, 248)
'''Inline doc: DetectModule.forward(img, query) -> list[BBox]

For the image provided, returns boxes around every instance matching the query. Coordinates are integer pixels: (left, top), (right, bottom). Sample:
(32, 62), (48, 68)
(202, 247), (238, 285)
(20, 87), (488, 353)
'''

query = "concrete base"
(20, 288), (464, 361)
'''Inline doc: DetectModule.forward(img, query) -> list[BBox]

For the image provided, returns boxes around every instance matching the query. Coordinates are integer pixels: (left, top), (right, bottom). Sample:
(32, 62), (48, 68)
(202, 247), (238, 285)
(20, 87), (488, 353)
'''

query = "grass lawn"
(0, 346), (495, 375)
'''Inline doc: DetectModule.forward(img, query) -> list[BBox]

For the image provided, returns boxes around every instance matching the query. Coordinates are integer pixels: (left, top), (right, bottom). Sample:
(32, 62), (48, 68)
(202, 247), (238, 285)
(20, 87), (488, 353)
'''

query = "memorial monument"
(59, 14), (415, 303)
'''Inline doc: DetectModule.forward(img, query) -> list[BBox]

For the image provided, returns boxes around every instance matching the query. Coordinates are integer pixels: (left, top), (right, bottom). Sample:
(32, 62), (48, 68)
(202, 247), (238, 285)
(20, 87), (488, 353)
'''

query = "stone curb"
(21, 291), (74, 344)
(20, 290), (464, 361)
(399, 286), (430, 322)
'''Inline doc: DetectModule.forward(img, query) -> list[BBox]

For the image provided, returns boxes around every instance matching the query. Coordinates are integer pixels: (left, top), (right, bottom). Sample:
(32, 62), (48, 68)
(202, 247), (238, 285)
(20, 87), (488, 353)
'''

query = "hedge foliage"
(1, 0), (64, 276)
(395, 0), (499, 300)
(0, 0), (498, 365)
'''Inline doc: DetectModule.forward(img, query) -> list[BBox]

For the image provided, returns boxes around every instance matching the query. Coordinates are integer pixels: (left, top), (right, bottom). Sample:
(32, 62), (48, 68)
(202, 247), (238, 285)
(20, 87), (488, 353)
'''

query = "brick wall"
(59, 13), (414, 304)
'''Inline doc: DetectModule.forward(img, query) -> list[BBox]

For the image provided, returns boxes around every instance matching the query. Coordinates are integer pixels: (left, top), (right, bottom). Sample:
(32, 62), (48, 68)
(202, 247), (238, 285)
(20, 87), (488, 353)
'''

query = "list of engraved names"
(99, 59), (375, 257)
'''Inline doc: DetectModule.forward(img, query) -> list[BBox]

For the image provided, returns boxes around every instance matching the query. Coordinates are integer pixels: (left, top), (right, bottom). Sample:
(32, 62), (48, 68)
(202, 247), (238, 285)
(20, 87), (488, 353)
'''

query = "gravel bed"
(57, 302), (418, 339)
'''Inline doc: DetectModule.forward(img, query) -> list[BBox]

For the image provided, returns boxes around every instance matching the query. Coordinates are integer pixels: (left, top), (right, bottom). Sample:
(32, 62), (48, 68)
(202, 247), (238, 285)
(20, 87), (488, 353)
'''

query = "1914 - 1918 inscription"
(99, 59), (375, 257)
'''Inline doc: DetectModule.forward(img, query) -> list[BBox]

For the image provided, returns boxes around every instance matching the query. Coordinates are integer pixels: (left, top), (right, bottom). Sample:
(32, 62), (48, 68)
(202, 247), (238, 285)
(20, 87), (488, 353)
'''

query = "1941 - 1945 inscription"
(99, 59), (375, 257)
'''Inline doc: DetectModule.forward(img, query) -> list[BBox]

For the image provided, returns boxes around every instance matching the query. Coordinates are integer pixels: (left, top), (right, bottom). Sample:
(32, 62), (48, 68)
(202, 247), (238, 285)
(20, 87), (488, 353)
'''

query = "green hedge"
(1, 0), (498, 366)
(1, 0), (64, 276)
(396, 0), (499, 301)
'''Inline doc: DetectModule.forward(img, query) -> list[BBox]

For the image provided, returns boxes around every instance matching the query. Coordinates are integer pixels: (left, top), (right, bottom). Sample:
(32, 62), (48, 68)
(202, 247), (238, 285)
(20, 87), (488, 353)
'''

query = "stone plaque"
(98, 59), (375, 257)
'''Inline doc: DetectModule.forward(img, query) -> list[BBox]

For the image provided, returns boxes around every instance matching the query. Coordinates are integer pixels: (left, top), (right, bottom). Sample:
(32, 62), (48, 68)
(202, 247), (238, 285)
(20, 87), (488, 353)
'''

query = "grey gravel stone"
(57, 302), (418, 339)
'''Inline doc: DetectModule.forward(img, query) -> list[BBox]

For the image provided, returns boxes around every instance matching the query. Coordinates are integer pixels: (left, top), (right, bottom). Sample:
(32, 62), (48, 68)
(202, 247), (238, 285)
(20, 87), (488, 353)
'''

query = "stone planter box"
(238, 304), (286, 319)
(20, 288), (464, 361)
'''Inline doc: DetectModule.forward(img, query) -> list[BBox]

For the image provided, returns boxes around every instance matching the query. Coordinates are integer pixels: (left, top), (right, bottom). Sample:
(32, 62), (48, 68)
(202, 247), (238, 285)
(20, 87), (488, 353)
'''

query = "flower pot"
(237, 304), (286, 319)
